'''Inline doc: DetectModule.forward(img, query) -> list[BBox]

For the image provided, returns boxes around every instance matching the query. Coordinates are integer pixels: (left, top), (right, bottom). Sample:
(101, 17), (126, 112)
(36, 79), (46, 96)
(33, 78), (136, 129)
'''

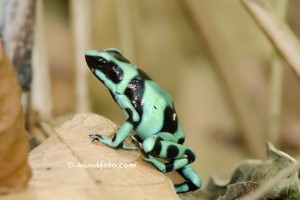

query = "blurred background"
(5, 0), (300, 186)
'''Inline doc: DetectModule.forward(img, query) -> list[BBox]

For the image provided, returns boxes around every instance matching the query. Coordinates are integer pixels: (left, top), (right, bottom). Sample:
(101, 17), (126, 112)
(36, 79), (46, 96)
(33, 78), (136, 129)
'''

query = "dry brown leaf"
(2, 113), (180, 200)
(219, 182), (258, 200)
(0, 41), (31, 193)
(200, 143), (300, 200)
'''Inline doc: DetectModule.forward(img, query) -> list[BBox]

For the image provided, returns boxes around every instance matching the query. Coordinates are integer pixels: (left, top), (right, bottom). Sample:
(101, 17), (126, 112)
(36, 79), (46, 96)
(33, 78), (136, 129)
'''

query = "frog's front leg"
(90, 94), (140, 150)
(89, 121), (137, 150)
(143, 135), (201, 193)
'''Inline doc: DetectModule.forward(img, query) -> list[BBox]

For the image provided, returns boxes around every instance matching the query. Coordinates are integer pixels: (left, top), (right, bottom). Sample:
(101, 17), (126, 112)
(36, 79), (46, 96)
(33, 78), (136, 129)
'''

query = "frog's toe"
(89, 133), (102, 138)
(91, 137), (99, 142)
(89, 133), (107, 143)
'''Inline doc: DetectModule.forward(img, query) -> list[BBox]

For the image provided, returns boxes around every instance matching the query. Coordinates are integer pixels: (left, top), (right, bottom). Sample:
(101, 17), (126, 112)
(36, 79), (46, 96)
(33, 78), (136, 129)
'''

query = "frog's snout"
(85, 53), (98, 70)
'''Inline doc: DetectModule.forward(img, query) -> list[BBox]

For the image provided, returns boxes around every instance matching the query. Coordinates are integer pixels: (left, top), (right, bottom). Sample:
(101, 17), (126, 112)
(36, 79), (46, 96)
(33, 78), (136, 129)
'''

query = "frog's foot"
(89, 133), (138, 150)
(89, 133), (104, 142)
(89, 133), (111, 144)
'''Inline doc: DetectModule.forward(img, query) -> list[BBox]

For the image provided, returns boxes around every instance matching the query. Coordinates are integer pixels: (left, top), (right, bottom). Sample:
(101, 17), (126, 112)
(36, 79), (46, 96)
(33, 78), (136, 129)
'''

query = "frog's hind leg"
(142, 135), (201, 193)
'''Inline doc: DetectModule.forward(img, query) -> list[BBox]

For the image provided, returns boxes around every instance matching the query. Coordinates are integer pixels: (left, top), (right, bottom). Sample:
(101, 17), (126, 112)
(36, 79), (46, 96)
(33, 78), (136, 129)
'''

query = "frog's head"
(85, 48), (130, 84)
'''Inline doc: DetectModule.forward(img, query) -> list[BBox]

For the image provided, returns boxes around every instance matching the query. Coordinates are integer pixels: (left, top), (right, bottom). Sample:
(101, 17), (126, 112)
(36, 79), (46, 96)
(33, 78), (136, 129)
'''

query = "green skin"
(85, 48), (202, 193)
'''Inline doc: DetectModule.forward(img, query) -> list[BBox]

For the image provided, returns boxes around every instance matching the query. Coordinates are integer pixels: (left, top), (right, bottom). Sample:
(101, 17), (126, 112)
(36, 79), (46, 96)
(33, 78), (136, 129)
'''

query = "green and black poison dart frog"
(85, 48), (202, 193)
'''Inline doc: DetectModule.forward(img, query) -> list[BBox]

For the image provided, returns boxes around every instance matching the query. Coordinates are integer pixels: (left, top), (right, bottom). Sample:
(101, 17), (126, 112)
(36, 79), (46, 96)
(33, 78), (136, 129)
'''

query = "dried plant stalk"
(268, 0), (289, 148)
(0, 0), (36, 91)
(0, 42), (31, 194)
(241, 0), (300, 78)
(182, 0), (266, 158)
(114, 0), (137, 60)
(70, 0), (90, 113)
(31, 0), (52, 119)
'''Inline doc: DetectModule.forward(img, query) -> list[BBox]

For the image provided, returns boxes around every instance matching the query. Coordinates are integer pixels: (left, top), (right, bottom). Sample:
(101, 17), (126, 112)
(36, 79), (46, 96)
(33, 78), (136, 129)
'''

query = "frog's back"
(127, 68), (184, 141)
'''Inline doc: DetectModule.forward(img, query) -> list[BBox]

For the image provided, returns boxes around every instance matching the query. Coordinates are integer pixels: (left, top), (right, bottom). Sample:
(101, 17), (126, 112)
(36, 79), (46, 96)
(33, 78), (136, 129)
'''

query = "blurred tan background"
(35, 0), (300, 185)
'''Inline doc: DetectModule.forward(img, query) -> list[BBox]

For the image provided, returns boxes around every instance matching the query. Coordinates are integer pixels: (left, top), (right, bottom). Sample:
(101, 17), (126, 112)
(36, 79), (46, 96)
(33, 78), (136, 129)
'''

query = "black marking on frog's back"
(125, 75), (145, 116)
(160, 106), (178, 134)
